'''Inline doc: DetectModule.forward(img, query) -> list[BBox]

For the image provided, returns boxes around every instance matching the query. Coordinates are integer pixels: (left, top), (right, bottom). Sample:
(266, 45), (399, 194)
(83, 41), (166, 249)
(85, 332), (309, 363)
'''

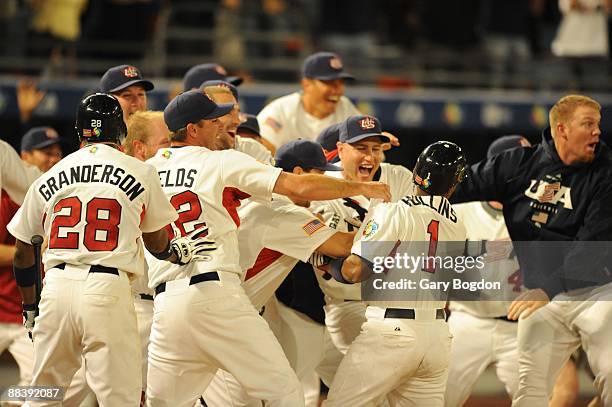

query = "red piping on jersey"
(222, 187), (251, 227)
(245, 248), (283, 281)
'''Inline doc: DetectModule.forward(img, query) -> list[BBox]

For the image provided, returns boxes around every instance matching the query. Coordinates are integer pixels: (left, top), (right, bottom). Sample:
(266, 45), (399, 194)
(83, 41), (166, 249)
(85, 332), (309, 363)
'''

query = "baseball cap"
(339, 115), (390, 144)
(237, 113), (260, 137)
(99, 65), (154, 93)
(21, 127), (63, 152)
(275, 139), (342, 172)
(302, 52), (354, 81)
(200, 80), (239, 100)
(316, 123), (341, 152)
(183, 63), (243, 91)
(164, 90), (234, 132)
(487, 135), (528, 158)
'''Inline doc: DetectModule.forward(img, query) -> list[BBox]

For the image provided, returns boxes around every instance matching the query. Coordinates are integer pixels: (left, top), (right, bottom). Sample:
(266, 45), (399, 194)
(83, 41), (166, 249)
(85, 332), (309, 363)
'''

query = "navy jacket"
(454, 128), (612, 298)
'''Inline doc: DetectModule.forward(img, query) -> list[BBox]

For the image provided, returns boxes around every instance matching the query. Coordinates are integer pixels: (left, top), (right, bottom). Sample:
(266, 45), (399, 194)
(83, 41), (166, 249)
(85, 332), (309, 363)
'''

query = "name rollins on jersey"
(401, 195), (457, 223)
(39, 165), (145, 202)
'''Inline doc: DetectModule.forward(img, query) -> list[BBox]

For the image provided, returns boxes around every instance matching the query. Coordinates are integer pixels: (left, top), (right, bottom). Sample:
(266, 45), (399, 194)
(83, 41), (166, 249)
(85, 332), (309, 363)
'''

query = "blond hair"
(549, 95), (600, 137)
(124, 111), (166, 155)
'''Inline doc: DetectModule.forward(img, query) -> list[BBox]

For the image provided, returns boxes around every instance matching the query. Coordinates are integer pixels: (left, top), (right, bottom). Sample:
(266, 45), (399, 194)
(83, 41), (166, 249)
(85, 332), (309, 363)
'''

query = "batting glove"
(308, 252), (332, 268)
(22, 303), (36, 340)
(171, 228), (217, 265)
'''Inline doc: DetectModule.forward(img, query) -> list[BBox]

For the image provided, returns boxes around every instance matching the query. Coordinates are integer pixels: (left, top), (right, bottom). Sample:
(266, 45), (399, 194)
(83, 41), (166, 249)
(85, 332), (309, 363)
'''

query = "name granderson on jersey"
(38, 164), (145, 202)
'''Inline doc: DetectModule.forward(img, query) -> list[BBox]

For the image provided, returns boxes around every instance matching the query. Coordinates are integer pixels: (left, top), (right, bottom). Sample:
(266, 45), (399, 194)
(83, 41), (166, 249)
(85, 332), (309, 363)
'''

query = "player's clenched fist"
(359, 181), (392, 202)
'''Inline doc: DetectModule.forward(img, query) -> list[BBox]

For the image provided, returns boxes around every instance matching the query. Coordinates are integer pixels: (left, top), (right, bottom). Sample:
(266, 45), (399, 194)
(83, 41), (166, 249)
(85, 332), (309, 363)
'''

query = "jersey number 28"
(49, 197), (121, 251)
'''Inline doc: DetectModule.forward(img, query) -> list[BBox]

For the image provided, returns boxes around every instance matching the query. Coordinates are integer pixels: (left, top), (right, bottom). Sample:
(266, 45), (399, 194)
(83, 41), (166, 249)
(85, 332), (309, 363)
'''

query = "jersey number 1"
(423, 219), (439, 273)
(49, 197), (121, 251)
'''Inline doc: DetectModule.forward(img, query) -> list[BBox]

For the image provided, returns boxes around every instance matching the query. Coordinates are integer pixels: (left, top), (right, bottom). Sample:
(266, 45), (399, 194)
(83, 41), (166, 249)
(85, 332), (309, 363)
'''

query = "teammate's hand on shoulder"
(22, 303), (36, 341)
(507, 288), (550, 320)
(360, 182), (391, 202)
(171, 228), (217, 265)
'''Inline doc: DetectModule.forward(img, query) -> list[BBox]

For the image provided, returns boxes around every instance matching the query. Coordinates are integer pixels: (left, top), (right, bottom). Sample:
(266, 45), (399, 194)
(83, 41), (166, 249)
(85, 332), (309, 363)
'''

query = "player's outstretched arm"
(315, 231), (355, 259)
(274, 172), (391, 202)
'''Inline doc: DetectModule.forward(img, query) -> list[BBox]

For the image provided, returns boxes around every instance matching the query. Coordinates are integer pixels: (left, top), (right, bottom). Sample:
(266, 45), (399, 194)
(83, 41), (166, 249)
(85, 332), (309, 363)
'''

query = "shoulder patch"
(302, 218), (324, 236)
(363, 219), (379, 238)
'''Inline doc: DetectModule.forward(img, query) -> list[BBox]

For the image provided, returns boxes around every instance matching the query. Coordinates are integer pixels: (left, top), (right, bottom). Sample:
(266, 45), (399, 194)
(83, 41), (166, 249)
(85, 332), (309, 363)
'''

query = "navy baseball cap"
(200, 80), (239, 100)
(164, 90), (234, 132)
(275, 139), (342, 172)
(183, 63), (243, 91)
(21, 127), (63, 152)
(316, 123), (341, 151)
(339, 115), (390, 144)
(487, 135), (528, 158)
(237, 113), (260, 136)
(302, 52), (354, 81)
(99, 65), (154, 93)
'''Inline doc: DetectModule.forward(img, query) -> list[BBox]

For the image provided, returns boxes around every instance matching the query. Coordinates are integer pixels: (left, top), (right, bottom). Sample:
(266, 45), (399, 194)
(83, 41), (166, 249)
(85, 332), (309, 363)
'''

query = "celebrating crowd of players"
(0, 51), (610, 407)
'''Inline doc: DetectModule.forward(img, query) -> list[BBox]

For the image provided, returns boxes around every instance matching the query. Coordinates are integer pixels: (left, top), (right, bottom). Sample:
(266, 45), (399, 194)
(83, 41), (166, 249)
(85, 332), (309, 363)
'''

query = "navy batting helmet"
(75, 93), (127, 145)
(413, 141), (467, 195)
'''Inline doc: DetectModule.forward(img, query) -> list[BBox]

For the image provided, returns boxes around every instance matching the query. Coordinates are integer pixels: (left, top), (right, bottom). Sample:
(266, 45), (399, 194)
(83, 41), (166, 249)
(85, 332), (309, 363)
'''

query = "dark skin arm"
(13, 239), (36, 305)
(142, 228), (179, 263)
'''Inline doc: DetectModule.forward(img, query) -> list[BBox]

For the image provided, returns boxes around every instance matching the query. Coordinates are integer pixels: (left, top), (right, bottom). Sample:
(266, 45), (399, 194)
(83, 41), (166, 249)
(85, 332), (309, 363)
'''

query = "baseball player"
(236, 113), (277, 154)
(444, 135), (531, 407)
(202, 139), (356, 406)
(99, 64), (154, 124)
(313, 114), (414, 355)
(323, 141), (468, 406)
(144, 90), (390, 407)
(256, 51), (360, 148)
(19, 127), (64, 172)
(8, 93), (210, 407)
(182, 63), (243, 91)
(125, 110), (171, 396)
(201, 80), (274, 165)
(0, 129), (64, 394)
(453, 94), (612, 406)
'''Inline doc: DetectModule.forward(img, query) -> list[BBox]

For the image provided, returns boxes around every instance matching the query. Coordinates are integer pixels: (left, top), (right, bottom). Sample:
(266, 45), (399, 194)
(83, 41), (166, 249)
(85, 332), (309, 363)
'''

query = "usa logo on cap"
(46, 128), (59, 139)
(359, 117), (376, 130)
(123, 66), (139, 78)
(329, 57), (343, 70)
(215, 65), (227, 75)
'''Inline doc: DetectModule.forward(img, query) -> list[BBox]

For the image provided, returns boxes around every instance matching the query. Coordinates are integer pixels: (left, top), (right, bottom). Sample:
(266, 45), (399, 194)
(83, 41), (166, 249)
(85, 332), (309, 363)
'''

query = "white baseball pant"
(146, 271), (303, 407)
(444, 310), (519, 406)
(512, 282), (612, 407)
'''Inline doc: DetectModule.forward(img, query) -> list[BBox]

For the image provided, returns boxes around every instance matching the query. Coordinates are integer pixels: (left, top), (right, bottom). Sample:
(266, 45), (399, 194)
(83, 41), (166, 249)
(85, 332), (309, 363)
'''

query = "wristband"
(329, 258), (353, 284)
(150, 239), (174, 261)
(23, 303), (36, 311)
(13, 264), (37, 288)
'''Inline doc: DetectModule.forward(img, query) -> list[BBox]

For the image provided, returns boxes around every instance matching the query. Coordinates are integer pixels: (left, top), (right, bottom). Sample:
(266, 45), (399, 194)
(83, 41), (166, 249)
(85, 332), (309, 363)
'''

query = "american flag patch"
(302, 219), (324, 236)
(83, 128), (92, 138)
(264, 117), (282, 132)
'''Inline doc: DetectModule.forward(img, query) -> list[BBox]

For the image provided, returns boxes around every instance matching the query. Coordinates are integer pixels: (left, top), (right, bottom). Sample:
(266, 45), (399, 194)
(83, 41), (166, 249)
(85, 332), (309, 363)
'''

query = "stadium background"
(0, 0), (608, 405)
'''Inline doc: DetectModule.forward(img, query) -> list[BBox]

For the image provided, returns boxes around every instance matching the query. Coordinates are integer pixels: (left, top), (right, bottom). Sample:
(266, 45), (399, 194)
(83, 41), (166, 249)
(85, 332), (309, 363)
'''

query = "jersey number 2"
(423, 219), (439, 273)
(49, 197), (121, 251)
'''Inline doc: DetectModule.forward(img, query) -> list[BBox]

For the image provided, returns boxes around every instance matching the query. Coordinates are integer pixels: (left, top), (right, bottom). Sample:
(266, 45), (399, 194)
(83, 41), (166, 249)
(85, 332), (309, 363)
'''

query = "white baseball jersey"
(313, 163), (414, 300)
(7, 144), (176, 276)
(0, 139), (41, 206)
(146, 146), (282, 289)
(352, 195), (467, 310)
(449, 201), (522, 317)
(234, 135), (274, 165)
(238, 194), (336, 310)
(257, 92), (360, 148)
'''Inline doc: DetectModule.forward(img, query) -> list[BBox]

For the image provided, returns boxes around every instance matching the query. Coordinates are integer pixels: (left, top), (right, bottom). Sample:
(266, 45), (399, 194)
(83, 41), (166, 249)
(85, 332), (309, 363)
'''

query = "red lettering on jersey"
(245, 248), (283, 281)
(222, 187), (251, 227)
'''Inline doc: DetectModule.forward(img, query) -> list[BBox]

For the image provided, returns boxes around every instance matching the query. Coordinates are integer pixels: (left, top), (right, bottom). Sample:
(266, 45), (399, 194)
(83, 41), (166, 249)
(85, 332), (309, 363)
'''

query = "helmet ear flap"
(413, 141), (467, 196)
(76, 93), (125, 145)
